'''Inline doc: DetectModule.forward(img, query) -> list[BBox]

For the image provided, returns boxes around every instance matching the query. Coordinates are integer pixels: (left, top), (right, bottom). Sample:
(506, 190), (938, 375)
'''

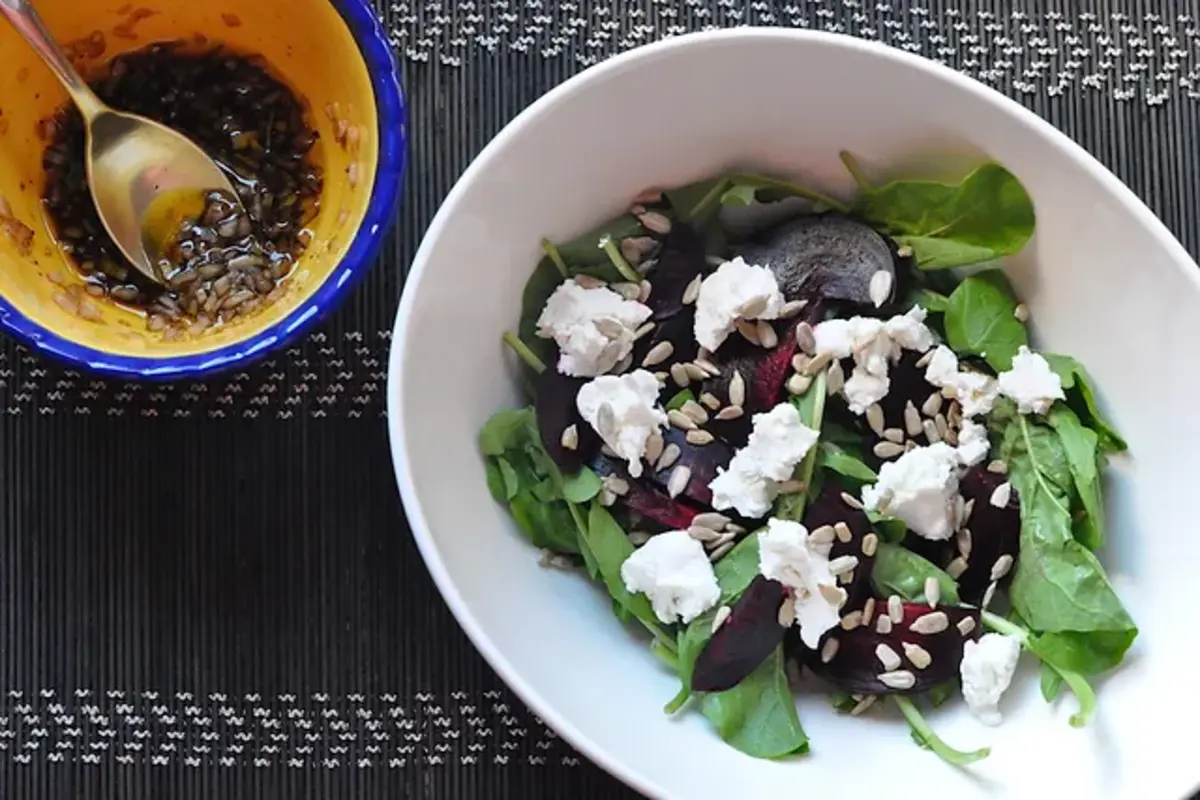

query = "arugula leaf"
(853, 161), (1035, 270)
(1046, 406), (1104, 550)
(699, 647), (808, 759)
(943, 270), (1028, 371)
(1043, 354), (1128, 453)
(713, 533), (762, 603)
(561, 466), (603, 504)
(775, 372), (828, 522)
(894, 696), (990, 765)
(871, 542), (961, 605)
(817, 442), (877, 484)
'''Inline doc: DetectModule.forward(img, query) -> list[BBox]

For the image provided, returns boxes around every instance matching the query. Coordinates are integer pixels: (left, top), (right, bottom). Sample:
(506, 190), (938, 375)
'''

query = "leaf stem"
(541, 238), (570, 278)
(598, 235), (641, 283)
(663, 685), (691, 715)
(839, 150), (873, 194)
(502, 331), (546, 374)
(894, 696), (991, 766)
(980, 610), (1026, 641)
(686, 178), (732, 221)
(726, 172), (851, 214)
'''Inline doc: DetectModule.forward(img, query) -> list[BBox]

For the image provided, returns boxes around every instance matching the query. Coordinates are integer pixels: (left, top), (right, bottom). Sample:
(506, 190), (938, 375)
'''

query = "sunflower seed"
(574, 274), (606, 289)
(668, 465), (691, 498)
(956, 529), (972, 559)
(987, 459), (1008, 475)
(923, 419), (942, 443)
(612, 354), (633, 374)
(804, 351), (833, 375)
(869, 269), (893, 308)
(634, 322), (656, 340)
(724, 523), (747, 535)
(924, 577), (941, 608)
(878, 670), (916, 690)
(611, 282), (641, 301)
(670, 363), (691, 387)
(629, 531), (654, 548)
(866, 404), (886, 436)
(946, 556), (969, 579)
(780, 299), (808, 318)
(791, 353), (810, 373)
(916, 350), (935, 368)
(638, 211), (672, 235)
(861, 532), (879, 557)
(741, 296), (769, 318)
(820, 637), (840, 663)
(711, 605), (732, 633)
(896, 401), (919, 438)
(962, 498), (976, 524)
(948, 402), (963, 428)
(638, 280), (653, 303)
(903, 642), (933, 670)
(883, 427), (905, 444)
(604, 476), (630, 496)
(834, 522), (853, 544)
(862, 597), (876, 627)
(943, 426), (959, 446)
(620, 238), (644, 265)
(888, 595), (903, 623)
(809, 525), (835, 545)
(990, 554), (1014, 581)
(840, 492), (863, 510)
(694, 358), (722, 377)
(667, 409), (696, 431)
(819, 584), (846, 606)
(680, 400), (709, 425)
(909, 611), (949, 634)
(735, 318), (761, 345)
(982, 581), (998, 609)
(779, 479), (806, 495)
(560, 424), (579, 450)
(829, 555), (859, 575)
(686, 429), (715, 446)
(694, 515), (731, 534)
(684, 363), (709, 381)
(708, 541), (734, 562)
(787, 374), (812, 395)
(876, 614), (893, 634)
(539, 550), (576, 570)
(876, 643), (902, 671)
(1014, 303), (1030, 322)
(990, 481), (1013, 508)
(757, 320), (778, 349)
(644, 433), (664, 464)
(682, 275), (702, 305)
(840, 570), (856, 585)
(599, 489), (617, 507)
(849, 695), (877, 716)
(699, 392), (722, 411)
(688, 526), (720, 543)
(656, 443), (681, 471)
(957, 617), (977, 636)
(874, 441), (906, 459)
(921, 392), (943, 418)
(826, 361), (846, 394)
(653, 372), (668, 386)
(729, 371), (746, 407)
(601, 444), (618, 458)
(716, 405), (744, 421)
(840, 611), (864, 630)
(642, 341), (673, 367)
(795, 322), (816, 354)
(778, 596), (797, 627)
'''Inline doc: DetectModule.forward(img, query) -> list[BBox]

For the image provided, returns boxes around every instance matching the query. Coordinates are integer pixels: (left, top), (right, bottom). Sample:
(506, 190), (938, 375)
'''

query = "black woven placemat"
(3, 1), (1199, 797)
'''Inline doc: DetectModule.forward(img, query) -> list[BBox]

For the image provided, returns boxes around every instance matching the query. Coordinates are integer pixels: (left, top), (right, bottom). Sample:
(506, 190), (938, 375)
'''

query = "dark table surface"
(4, 1), (1200, 798)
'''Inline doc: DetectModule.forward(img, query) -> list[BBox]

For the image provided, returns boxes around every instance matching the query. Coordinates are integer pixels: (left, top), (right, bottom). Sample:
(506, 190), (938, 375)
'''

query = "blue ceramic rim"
(0, 0), (407, 380)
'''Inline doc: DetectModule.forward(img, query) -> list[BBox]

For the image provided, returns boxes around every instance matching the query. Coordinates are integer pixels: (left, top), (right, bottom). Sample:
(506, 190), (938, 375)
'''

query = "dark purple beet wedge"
(954, 466), (1020, 605)
(802, 484), (878, 613)
(702, 321), (800, 446)
(692, 576), (789, 693)
(630, 310), (700, 386)
(536, 370), (599, 473)
(645, 222), (709, 322)
(798, 601), (981, 695)
(646, 426), (735, 509)
(589, 454), (703, 531)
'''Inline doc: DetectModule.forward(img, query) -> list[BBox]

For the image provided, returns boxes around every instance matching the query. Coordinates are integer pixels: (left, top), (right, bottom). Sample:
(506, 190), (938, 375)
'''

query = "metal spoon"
(0, 0), (243, 285)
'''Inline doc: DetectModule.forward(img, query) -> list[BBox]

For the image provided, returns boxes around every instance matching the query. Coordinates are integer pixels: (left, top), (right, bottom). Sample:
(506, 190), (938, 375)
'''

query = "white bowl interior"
(391, 30), (1198, 800)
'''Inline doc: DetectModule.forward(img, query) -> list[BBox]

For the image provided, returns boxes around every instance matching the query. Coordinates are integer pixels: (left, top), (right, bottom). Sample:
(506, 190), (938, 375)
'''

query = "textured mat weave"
(3, 1), (1200, 797)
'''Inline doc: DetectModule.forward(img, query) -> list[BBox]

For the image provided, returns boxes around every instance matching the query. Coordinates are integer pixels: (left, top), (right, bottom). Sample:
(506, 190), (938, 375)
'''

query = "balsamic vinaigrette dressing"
(41, 41), (324, 337)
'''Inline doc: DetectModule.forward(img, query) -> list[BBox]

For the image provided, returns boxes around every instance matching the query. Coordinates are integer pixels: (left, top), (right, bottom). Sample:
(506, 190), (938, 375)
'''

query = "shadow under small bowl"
(0, 0), (405, 379)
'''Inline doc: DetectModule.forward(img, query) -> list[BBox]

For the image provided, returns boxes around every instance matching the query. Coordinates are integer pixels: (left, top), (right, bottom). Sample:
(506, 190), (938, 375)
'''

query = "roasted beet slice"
(802, 484), (878, 612)
(798, 602), (981, 695)
(701, 321), (800, 446)
(536, 370), (598, 473)
(692, 576), (789, 693)
(646, 426), (735, 509)
(646, 222), (708, 322)
(589, 454), (703, 530)
(736, 214), (897, 308)
(630, 310), (699, 382)
(954, 466), (1020, 605)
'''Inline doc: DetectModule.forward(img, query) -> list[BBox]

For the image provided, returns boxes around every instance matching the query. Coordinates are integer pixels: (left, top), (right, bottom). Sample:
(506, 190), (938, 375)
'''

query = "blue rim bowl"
(0, 0), (406, 381)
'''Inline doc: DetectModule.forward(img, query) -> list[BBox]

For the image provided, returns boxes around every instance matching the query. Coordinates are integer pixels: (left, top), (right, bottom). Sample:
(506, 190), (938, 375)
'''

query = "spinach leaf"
(868, 512), (909, 544)
(994, 407), (1137, 675)
(926, 680), (958, 709)
(943, 270), (1028, 371)
(699, 647), (808, 759)
(561, 466), (603, 504)
(665, 388), (695, 412)
(910, 287), (949, 314)
(871, 542), (961, 605)
(479, 408), (538, 456)
(818, 442), (877, 485)
(484, 460), (508, 503)
(1040, 661), (1064, 701)
(517, 260), (568, 369)
(1043, 354), (1128, 453)
(1046, 406), (1104, 550)
(853, 161), (1035, 270)
(667, 172), (848, 224)
(552, 214), (648, 273)
(713, 533), (762, 604)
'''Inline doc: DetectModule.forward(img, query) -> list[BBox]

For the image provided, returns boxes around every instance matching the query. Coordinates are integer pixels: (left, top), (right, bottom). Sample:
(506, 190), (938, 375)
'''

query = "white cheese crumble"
(923, 345), (999, 418)
(536, 280), (652, 377)
(693, 257), (785, 351)
(960, 633), (1022, 726)
(758, 518), (846, 649)
(620, 530), (720, 624)
(576, 370), (667, 478)
(709, 404), (820, 518)
(842, 366), (890, 415)
(812, 307), (935, 413)
(997, 346), (1066, 415)
(956, 419), (991, 467)
(861, 442), (961, 541)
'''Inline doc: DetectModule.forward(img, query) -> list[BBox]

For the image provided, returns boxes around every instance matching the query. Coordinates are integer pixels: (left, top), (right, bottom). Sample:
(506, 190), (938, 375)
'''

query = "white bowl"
(388, 28), (1199, 800)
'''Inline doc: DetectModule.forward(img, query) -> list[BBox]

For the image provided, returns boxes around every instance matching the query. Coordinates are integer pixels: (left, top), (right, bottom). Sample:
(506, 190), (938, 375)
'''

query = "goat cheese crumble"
(693, 257), (785, 351)
(956, 419), (991, 467)
(997, 346), (1065, 415)
(923, 345), (1000, 419)
(709, 404), (819, 518)
(861, 442), (961, 541)
(620, 530), (720, 624)
(813, 307), (935, 413)
(576, 370), (666, 478)
(758, 518), (846, 649)
(536, 280), (652, 377)
(960, 633), (1022, 726)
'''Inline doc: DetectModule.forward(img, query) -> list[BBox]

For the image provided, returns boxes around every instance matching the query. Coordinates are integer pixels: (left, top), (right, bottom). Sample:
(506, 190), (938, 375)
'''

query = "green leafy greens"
(942, 270), (1029, 371)
(872, 542), (961, 606)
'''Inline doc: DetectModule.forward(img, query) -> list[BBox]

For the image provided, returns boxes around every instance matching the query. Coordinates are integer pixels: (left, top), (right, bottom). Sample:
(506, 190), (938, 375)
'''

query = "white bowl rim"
(387, 27), (1200, 798)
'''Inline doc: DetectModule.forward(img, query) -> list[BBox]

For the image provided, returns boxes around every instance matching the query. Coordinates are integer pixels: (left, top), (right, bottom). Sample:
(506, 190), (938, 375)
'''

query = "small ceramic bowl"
(389, 28), (1198, 800)
(0, 0), (405, 379)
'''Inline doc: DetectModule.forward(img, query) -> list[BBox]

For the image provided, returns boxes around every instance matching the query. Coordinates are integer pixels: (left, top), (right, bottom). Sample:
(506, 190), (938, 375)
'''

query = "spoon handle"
(0, 0), (107, 120)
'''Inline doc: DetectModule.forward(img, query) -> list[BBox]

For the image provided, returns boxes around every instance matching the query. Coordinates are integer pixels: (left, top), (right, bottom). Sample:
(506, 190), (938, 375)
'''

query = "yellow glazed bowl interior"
(0, 0), (381, 360)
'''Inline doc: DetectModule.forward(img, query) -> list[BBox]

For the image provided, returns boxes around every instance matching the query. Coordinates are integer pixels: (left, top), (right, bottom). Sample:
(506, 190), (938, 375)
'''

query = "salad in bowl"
(477, 153), (1134, 765)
